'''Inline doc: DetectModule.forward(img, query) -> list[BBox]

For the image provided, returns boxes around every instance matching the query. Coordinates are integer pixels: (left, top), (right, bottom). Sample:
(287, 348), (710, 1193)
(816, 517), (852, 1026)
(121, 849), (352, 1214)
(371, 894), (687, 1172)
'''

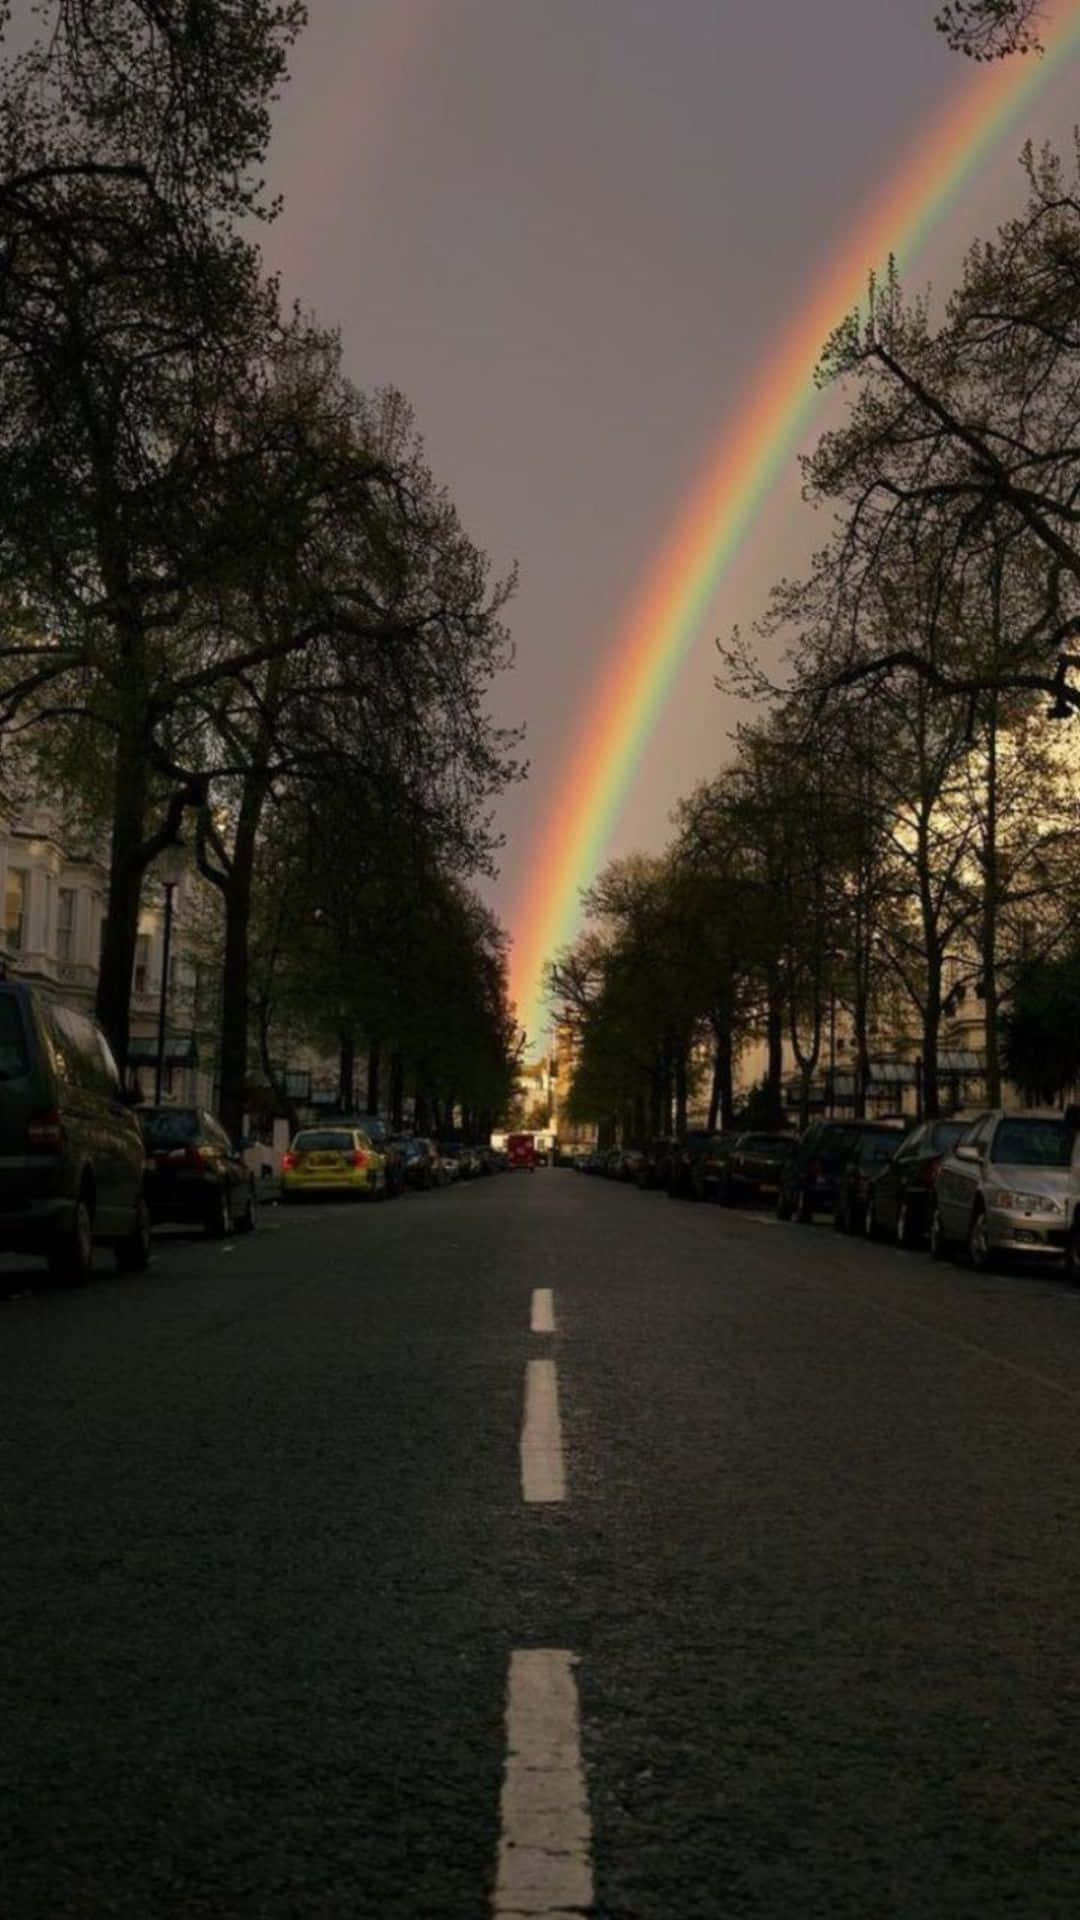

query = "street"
(5, 1171), (1080, 1918)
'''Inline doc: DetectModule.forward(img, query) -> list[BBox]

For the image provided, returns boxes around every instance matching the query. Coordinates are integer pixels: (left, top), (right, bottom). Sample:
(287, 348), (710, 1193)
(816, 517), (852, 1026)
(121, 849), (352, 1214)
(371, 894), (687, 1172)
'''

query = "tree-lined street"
(6, 1174), (1080, 1917)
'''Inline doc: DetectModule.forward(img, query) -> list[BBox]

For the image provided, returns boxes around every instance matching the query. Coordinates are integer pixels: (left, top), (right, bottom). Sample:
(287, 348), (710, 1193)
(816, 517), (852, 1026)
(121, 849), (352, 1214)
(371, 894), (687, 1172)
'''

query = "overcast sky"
(259, 1), (1079, 1024)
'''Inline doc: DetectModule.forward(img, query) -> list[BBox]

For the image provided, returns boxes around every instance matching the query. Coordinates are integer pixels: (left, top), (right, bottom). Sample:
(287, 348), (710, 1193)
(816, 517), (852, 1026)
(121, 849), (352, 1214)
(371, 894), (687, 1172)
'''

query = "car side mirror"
(954, 1142), (981, 1163)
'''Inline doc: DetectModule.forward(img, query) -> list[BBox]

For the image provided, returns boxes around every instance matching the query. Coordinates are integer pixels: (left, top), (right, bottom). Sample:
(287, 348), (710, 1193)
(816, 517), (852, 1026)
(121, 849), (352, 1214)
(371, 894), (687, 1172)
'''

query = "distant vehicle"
(776, 1117), (909, 1223)
(533, 1129), (557, 1166)
(668, 1130), (741, 1201)
(507, 1131), (536, 1170)
(864, 1117), (970, 1246)
(832, 1128), (910, 1236)
(931, 1109), (1074, 1270)
(395, 1136), (442, 1190)
(137, 1105), (256, 1236)
(354, 1115), (407, 1195)
(1066, 1120), (1080, 1285)
(722, 1132), (795, 1205)
(0, 978), (151, 1284)
(280, 1125), (388, 1202)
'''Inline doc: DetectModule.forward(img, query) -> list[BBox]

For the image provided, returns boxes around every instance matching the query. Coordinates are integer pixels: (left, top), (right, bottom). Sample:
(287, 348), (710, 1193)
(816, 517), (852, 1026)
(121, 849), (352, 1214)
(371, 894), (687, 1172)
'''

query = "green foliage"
(1002, 947), (1080, 1103)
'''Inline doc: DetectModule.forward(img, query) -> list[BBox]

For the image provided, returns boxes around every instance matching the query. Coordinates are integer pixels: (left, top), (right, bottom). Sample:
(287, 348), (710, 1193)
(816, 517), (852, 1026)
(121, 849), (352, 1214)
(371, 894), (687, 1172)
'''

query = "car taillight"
(281, 1151), (297, 1172)
(26, 1107), (63, 1152)
(166, 1145), (208, 1167)
(352, 1149), (369, 1168)
(920, 1156), (942, 1186)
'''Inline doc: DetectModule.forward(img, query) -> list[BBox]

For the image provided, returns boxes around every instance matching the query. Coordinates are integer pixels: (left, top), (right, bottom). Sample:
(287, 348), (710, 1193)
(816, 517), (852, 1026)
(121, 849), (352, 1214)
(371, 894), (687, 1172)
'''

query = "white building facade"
(0, 804), (216, 1106)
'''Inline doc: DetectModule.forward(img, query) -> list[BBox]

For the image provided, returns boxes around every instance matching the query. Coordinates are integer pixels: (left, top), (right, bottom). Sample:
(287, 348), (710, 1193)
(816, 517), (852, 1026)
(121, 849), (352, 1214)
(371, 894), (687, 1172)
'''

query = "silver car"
(930, 1109), (1073, 1271)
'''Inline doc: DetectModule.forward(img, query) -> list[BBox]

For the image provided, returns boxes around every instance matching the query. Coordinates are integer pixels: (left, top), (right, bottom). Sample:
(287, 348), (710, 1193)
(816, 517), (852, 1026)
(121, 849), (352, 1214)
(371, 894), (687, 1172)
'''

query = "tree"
(934, 1), (1044, 60)
(0, 1), (306, 1066)
(1002, 944), (1080, 1101)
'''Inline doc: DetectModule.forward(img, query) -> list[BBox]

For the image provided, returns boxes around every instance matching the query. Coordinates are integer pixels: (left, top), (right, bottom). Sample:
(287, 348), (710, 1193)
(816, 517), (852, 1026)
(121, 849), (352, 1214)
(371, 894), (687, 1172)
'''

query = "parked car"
(721, 1131), (795, 1205)
(864, 1116), (971, 1246)
(668, 1130), (740, 1200)
(1066, 1120), (1080, 1285)
(442, 1143), (482, 1180)
(395, 1136), (442, 1189)
(0, 977), (150, 1283)
(777, 1117), (908, 1222)
(635, 1137), (677, 1190)
(355, 1116), (406, 1195)
(931, 1109), (1074, 1271)
(137, 1105), (256, 1236)
(833, 1128), (913, 1235)
(280, 1124), (387, 1202)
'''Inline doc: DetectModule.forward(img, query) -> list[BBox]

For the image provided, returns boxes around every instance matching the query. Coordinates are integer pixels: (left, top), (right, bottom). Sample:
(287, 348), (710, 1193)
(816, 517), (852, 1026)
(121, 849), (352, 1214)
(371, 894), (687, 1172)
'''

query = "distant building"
(0, 802), (216, 1106)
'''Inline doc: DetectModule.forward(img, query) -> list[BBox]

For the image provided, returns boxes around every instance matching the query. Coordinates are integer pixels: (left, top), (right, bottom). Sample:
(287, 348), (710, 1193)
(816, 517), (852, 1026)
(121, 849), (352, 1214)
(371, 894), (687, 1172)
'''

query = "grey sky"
(256, 3), (1077, 1001)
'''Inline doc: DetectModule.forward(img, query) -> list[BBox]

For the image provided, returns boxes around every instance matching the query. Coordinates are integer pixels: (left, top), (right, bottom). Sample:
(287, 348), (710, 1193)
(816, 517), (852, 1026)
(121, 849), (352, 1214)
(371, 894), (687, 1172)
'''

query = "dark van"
(0, 979), (150, 1283)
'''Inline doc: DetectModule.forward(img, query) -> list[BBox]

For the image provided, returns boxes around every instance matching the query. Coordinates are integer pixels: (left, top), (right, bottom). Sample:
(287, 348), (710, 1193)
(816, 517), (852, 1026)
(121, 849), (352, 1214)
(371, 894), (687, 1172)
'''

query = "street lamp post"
(153, 843), (185, 1104)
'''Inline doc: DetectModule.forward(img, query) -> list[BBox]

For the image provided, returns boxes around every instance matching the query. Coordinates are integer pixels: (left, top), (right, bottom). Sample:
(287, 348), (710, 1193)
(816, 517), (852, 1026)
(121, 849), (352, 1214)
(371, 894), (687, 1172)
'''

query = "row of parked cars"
(579, 1108), (1080, 1281)
(0, 975), (507, 1288)
(279, 1125), (508, 1201)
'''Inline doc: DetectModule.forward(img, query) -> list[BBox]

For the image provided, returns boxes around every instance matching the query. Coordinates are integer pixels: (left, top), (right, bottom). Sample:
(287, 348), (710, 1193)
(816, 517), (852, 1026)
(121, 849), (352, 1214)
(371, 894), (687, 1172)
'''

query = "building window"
(5, 869), (26, 951)
(57, 888), (75, 965)
(133, 933), (151, 996)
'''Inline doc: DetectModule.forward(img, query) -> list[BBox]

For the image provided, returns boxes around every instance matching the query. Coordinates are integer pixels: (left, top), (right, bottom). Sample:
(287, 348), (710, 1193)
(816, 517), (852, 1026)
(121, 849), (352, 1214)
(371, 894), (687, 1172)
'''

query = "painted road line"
(493, 1649), (593, 1918)
(521, 1359), (565, 1503)
(530, 1287), (556, 1334)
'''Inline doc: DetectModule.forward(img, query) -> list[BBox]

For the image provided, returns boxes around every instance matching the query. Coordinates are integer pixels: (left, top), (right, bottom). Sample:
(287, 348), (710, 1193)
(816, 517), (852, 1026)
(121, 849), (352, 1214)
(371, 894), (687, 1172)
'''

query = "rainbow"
(509, 2), (1080, 1048)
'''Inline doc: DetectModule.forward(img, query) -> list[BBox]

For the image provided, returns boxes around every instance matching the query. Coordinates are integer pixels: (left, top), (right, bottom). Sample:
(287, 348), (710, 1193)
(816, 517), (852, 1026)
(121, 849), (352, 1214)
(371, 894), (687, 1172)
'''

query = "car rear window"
(0, 994), (29, 1079)
(293, 1129), (361, 1151)
(991, 1118), (1071, 1167)
(141, 1108), (200, 1146)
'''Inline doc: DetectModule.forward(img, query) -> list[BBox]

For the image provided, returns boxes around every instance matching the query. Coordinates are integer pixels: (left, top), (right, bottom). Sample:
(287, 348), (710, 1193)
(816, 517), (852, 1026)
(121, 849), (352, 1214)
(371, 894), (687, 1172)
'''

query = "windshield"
(991, 1119), (1072, 1167)
(140, 1108), (199, 1145)
(293, 1129), (361, 1152)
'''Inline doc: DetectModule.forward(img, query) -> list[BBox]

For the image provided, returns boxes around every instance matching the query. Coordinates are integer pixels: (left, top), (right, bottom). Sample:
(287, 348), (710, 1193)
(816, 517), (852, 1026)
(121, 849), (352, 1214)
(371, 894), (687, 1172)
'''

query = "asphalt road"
(5, 1171), (1080, 1918)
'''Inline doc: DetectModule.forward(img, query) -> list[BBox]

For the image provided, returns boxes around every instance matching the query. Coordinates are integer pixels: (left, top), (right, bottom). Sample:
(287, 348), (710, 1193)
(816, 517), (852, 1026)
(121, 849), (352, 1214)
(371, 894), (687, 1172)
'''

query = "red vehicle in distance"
(507, 1132), (537, 1170)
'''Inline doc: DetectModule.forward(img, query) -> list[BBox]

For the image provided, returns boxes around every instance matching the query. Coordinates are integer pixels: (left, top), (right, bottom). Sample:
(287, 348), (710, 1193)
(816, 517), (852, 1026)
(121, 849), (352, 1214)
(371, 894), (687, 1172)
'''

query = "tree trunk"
(218, 774), (265, 1143)
(673, 1044), (688, 1140)
(765, 971), (784, 1128)
(366, 1040), (381, 1115)
(96, 712), (151, 1073)
(339, 1023), (355, 1112)
(981, 691), (1001, 1105)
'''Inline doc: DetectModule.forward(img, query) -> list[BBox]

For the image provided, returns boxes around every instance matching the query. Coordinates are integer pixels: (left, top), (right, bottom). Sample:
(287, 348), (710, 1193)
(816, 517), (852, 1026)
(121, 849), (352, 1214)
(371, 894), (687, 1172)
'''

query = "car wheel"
(896, 1198), (916, 1249)
(48, 1194), (94, 1286)
(929, 1202), (951, 1261)
(206, 1187), (232, 1238)
(1065, 1214), (1080, 1287)
(116, 1194), (152, 1273)
(235, 1186), (256, 1233)
(967, 1205), (995, 1272)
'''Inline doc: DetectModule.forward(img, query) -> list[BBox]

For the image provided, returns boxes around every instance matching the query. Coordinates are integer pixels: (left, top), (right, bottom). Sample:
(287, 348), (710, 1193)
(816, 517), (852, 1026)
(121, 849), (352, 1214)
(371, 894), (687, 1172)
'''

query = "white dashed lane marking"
(530, 1287), (555, 1333)
(493, 1649), (593, 1917)
(520, 1359), (566, 1503)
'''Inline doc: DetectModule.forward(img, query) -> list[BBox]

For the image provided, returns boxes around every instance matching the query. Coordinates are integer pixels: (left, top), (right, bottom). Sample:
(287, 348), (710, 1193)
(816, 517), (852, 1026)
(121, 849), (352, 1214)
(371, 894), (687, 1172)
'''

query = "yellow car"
(280, 1125), (387, 1202)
